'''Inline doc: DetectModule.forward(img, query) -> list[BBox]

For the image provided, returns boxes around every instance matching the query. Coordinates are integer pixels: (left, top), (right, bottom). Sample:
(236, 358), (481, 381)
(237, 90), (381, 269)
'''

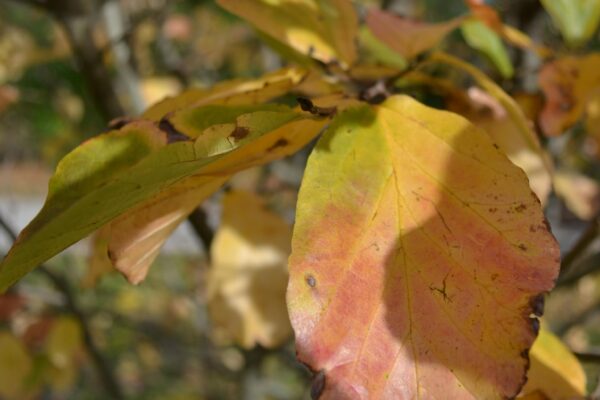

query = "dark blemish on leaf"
(518, 243), (528, 251)
(296, 97), (337, 117)
(530, 294), (544, 317)
(520, 349), (529, 359)
(515, 204), (527, 213)
(306, 274), (316, 288)
(307, 45), (315, 57)
(107, 116), (133, 130)
(489, 207), (497, 213)
(491, 273), (499, 281)
(311, 370), (326, 399)
(158, 118), (191, 143)
(492, 143), (499, 149)
(268, 138), (289, 151)
(529, 225), (537, 232)
(530, 317), (540, 335)
(229, 126), (249, 142)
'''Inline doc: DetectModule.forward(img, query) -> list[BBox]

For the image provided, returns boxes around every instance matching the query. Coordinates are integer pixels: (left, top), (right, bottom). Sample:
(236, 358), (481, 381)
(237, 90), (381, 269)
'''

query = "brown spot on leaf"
(158, 118), (191, 143)
(268, 138), (289, 151)
(229, 126), (250, 142)
(311, 370), (326, 399)
(488, 207), (497, 213)
(518, 243), (528, 251)
(297, 97), (337, 117)
(515, 204), (527, 213)
(491, 273), (499, 281)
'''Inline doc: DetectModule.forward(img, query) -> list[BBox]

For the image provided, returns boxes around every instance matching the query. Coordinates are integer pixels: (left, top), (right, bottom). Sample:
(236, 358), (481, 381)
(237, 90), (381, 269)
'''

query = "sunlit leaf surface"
(218, 0), (358, 68)
(0, 104), (325, 291)
(288, 96), (559, 399)
(208, 190), (292, 348)
(520, 328), (586, 399)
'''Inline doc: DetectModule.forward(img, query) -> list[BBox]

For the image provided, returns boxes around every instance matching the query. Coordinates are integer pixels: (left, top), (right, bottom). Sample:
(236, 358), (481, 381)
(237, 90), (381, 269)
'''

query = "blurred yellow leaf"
(207, 190), (292, 349)
(554, 170), (600, 220)
(44, 317), (83, 392)
(520, 328), (586, 399)
(143, 67), (307, 121)
(0, 332), (33, 399)
(218, 0), (358, 68)
(461, 20), (514, 78)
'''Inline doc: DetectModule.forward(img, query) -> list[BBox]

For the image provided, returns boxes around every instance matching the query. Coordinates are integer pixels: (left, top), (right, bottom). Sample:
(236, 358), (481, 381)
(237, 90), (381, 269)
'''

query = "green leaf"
(288, 95), (559, 398)
(217, 0), (358, 68)
(541, 0), (600, 46)
(0, 104), (325, 291)
(461, 20), (514, 79)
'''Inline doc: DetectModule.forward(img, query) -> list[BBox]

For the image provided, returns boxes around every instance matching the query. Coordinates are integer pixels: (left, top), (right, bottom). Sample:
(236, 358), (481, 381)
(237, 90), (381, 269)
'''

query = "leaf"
(82, 225), (115, 288)
(217, 0), (358, 68)
(520, 328), (586, 399)
(538, 54), (600, 136)
(366, 9), (464, 60)
(288, 96), (559, 398)
(0, 332), (32, 399)
(0, 104), (325, 291)
(207, 190), (292, 348)
(541, 0), (600, 46)
(553, 170), (600, 220)
(108, 104), (327, 284)
(428, 51), (554, 199)
(358, 27), (408, 70)
(142, 67), (308, 121)
(453, 87), (552, 205)
(44, 317), (83, 392)
(460, 20), (514, 79)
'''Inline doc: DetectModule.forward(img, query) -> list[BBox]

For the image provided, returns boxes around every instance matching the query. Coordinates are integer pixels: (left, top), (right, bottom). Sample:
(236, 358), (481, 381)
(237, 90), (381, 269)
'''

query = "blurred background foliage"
(0, 0), (599, 399)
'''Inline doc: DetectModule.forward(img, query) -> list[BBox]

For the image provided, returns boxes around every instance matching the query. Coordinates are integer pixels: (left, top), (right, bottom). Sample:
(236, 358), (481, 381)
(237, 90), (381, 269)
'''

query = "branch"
(557, 214), (600, 286)
(0, 215), (124, 399)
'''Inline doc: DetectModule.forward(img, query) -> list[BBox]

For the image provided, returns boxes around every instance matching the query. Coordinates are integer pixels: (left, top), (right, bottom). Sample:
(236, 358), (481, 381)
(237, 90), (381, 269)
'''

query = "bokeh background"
(0, 0), (599, 398)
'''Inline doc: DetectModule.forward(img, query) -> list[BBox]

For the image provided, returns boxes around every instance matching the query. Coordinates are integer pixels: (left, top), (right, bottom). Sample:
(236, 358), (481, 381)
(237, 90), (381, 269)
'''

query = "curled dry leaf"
(208, 190), (292, 349)
(519, 328), (586, 399)
(288, 96), (559, 398)
(539, 54), (600, 136)
(366, 9), (464, 60)
(217, 0), (358, 68)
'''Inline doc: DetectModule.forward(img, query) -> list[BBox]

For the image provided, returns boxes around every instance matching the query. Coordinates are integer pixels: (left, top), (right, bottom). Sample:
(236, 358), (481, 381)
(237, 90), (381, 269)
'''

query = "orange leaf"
(366, 9), (464, 60)
(288, 96), (559, 398)
(539, 54), (600, 136)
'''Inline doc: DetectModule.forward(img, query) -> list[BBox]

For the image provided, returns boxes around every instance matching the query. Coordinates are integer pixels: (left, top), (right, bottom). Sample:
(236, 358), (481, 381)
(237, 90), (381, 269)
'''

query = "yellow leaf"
(43, 317), (84, 393)
(143, 67), (307, 121)
(218, 0), (358, 68)
(553, 170), (600, 220)
(0, 332), (33, 399)
(520, 328), (586, 399)
(208, 190), (292, 349)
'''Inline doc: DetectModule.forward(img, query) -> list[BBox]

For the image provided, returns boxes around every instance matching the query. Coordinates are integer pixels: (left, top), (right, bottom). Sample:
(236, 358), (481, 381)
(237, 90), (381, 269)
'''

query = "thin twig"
(558, 215), (600, 284)
(0, 215), (124, 399)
